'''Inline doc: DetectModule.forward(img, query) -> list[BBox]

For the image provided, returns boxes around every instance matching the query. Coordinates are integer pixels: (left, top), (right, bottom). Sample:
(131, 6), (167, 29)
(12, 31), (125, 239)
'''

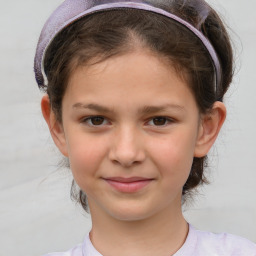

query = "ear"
(41, 95), (69, 157)
(194, 101), (226, 157)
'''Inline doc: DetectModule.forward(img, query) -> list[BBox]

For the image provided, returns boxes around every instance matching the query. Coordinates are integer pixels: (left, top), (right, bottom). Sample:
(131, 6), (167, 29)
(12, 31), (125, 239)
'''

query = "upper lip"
(103, 177), (154, 183)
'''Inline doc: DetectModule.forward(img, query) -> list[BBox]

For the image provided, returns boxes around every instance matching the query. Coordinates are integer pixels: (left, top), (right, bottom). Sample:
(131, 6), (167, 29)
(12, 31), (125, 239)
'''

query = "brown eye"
(82, 116), (107, 126)
(90, 117), (105, 125)
(152, 117), (168, 126)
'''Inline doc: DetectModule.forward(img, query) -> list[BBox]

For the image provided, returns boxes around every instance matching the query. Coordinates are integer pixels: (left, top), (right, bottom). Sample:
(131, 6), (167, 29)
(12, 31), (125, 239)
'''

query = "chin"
(106, 202), (158, 222)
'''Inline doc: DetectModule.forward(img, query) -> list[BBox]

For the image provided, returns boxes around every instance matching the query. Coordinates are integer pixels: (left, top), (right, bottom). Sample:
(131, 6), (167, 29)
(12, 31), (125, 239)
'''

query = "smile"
(103, 177), (154, 193)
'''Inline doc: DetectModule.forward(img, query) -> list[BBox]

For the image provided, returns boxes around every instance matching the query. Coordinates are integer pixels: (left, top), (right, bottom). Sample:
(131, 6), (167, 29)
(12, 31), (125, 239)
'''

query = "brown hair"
(43, 0), (234, 212)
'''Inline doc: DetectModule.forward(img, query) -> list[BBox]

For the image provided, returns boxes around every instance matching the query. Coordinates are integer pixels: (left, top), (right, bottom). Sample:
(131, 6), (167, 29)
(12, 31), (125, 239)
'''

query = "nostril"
(108, 132), (146, 166)
(110, 154), (143, 168)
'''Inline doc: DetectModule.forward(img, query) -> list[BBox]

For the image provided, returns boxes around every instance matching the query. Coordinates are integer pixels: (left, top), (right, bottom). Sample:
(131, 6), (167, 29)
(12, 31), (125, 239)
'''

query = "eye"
(82, 116), (108, 126)
(148, 117), (173, 126)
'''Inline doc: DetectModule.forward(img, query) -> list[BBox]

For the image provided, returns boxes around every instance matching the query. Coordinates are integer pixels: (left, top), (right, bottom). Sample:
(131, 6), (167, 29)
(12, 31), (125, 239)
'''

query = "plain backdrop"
(0, 0), (255, 255)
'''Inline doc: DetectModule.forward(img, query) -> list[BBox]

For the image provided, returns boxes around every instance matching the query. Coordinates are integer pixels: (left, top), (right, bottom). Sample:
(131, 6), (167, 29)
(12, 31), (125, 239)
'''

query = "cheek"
(149, 131), (196, 181)
(66, 134), (108, 186)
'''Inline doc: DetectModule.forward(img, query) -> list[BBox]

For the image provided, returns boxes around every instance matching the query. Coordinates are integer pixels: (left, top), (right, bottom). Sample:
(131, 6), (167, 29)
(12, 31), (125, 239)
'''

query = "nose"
(108, 126), (146, 168)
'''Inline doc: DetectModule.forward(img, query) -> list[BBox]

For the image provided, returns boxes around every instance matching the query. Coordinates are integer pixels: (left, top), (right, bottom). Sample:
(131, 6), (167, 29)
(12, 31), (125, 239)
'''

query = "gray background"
(0, 0), (255, 255)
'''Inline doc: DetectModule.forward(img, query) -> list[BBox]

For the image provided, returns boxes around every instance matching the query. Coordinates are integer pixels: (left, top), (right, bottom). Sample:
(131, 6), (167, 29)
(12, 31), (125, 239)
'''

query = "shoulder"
(193, 226), (256, 256)
(42, 233), (102, 256)
(42, 243), (83, 256)
(42, 232), (103, 256)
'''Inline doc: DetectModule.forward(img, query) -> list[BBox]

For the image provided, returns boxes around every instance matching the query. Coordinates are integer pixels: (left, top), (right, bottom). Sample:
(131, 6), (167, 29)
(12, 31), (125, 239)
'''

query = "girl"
(34, 0), (256, 255)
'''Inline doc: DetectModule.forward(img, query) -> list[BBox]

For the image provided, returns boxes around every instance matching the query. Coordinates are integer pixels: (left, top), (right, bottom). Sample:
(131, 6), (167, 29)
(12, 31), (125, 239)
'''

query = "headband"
(34, 0), (221, 92)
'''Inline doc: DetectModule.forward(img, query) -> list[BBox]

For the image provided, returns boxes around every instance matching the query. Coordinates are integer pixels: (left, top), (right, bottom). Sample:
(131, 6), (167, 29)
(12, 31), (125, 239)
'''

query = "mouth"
(103, 177), (154, 193)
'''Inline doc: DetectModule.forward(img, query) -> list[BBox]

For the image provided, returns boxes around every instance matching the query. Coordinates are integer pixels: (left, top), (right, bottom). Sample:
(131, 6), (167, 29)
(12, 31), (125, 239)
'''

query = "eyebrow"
(72, 103), (185, 114)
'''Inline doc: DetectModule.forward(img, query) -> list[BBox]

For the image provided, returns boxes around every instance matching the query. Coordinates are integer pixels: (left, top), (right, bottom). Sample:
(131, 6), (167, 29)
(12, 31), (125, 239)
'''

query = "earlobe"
(41, 95), (69, 157)
(194, 101), (226, 158)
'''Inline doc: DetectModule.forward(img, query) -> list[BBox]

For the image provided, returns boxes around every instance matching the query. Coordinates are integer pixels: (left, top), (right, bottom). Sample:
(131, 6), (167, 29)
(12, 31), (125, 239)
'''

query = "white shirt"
(44, 224), (256, 256)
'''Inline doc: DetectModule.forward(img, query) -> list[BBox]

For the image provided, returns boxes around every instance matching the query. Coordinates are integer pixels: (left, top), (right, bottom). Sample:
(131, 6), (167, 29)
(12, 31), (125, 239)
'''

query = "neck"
(88, 198), (188, 256)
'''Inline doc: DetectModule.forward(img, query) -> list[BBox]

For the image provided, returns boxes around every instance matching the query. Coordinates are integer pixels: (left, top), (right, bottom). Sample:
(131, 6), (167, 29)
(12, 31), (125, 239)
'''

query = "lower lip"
(105, 179), (153, 193)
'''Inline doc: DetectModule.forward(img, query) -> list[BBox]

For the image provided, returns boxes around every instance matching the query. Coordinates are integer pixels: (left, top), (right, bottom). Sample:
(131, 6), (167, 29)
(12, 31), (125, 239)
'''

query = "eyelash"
(81, 116), (175, 127)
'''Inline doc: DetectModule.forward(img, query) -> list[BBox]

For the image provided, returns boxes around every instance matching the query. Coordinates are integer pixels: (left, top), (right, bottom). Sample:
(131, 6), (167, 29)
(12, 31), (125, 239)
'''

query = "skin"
(42, 50), (226, 256)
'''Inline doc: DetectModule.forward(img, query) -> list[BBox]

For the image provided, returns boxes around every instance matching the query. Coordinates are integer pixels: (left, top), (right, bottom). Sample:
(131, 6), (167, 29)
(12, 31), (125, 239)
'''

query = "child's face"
(58, 50), (204, 221)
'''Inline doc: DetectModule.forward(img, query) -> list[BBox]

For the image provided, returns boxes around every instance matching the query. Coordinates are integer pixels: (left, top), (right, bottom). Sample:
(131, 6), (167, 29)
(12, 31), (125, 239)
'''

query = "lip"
(103, 177), (154, 193)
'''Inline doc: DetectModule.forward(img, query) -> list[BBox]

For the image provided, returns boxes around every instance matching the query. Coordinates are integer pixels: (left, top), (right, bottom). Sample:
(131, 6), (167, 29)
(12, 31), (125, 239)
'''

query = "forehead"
(64, 50), (197, 111)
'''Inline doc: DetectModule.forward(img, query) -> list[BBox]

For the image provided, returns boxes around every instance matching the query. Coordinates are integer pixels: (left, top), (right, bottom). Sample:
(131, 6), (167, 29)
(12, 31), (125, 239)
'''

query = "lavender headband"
(34, 0), (221, 92)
